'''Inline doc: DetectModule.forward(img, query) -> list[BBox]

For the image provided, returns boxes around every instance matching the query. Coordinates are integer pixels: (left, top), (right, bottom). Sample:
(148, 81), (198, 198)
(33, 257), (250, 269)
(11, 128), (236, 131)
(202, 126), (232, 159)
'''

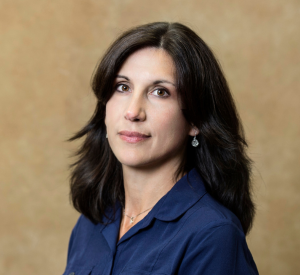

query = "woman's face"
(105, 47), (196, 170)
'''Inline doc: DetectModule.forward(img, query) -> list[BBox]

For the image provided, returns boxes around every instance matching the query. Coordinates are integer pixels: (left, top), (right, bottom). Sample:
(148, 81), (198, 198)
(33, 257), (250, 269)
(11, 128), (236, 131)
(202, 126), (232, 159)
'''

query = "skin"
(105, 47), (199, 240)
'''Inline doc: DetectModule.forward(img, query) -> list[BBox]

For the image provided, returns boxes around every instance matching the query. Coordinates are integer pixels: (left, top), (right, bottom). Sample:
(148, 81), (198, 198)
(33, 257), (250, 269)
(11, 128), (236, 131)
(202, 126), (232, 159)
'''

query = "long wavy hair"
(69, 22), (255, 235)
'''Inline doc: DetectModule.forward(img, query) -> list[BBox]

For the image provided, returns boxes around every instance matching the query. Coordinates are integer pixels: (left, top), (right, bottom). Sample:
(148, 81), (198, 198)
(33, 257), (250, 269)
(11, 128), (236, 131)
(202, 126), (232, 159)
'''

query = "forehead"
(117, 47), (176, 81)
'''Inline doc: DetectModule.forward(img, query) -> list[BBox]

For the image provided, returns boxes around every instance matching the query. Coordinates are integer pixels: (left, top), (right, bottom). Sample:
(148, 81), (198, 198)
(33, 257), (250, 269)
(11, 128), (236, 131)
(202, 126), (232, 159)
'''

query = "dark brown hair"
(69, 22), (255, 235)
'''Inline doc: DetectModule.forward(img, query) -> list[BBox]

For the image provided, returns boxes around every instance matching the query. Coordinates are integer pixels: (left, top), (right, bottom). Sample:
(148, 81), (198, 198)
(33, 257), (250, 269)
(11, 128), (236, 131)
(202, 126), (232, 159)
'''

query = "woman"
(63, 22), (259, 275)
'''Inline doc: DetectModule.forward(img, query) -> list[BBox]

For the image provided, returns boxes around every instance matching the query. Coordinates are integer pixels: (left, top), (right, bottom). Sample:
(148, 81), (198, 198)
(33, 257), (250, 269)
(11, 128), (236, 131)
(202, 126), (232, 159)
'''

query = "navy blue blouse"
(63, 169), (259, 275)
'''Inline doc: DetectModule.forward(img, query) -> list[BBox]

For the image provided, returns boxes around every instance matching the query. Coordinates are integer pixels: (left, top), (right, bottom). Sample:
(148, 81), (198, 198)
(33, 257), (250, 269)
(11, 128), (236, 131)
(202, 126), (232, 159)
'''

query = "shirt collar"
(152, 168), (207, 222)
(101, 206), (122, 254)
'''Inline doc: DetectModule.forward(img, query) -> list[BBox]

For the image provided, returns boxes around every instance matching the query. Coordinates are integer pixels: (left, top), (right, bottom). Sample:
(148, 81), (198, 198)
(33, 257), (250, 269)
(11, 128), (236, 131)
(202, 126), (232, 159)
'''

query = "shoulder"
(165, 168), (245, 236)
(183, 191), (244, 235)
(71, 214), (97, 239)
(175, 195), (258, 274)
(152, 191), (258, 274)
(66, 215), (101, 264)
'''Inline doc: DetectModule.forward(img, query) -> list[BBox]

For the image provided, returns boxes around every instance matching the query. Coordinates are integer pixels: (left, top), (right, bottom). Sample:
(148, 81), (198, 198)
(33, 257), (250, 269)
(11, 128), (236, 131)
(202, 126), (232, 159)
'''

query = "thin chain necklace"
(123, 206), (154, 225)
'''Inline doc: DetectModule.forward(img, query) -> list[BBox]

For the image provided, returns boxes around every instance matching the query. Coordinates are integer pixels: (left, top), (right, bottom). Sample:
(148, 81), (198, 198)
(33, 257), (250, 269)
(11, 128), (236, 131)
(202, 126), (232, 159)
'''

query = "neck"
(118, 159), (186, 241)
(122, 161), (183, 216)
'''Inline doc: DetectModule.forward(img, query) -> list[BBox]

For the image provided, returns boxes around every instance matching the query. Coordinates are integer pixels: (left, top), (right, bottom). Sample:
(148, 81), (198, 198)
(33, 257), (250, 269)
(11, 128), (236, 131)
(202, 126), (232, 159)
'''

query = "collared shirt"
(63, 169), (259, 275)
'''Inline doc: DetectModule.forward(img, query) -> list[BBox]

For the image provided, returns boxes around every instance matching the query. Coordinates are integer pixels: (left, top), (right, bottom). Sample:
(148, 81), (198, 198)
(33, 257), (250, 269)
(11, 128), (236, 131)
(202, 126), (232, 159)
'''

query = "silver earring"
(191, 131), (199, 147)
(106, 133), (108, 138)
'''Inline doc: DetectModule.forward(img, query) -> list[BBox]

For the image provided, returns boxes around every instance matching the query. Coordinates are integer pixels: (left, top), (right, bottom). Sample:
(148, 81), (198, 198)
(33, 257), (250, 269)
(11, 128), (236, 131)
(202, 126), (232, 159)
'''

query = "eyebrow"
(116, 75), (176, 87)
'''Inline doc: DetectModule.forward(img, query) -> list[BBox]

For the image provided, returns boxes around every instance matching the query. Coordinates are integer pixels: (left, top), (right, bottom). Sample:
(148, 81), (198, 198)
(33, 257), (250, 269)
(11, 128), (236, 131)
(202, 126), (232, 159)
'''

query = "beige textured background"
(0, 0), (299, 274)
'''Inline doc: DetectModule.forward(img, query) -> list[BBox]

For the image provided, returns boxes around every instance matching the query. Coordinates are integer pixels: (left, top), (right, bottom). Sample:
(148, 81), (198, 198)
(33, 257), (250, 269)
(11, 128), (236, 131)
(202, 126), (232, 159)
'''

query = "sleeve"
(178, 222), (259, 275)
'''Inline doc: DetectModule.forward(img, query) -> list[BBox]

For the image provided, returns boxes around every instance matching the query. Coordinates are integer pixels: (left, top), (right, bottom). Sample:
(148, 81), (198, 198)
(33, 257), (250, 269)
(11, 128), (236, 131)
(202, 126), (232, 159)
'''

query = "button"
(69, 273), (75, 275)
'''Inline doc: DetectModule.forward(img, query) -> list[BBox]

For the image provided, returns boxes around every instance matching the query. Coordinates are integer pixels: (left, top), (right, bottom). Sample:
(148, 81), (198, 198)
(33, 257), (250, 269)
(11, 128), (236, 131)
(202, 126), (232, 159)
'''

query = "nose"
(124, 93), (146, 122)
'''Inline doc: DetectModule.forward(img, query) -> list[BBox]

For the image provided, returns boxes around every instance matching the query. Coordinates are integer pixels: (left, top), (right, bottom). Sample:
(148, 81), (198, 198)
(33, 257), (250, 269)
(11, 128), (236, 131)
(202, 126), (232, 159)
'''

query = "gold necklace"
(123, 206), (153, 224)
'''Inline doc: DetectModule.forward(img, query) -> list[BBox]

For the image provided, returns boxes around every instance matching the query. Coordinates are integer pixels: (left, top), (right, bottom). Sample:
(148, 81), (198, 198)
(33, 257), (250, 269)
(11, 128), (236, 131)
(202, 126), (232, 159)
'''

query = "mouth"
(118, 131), (151, 143)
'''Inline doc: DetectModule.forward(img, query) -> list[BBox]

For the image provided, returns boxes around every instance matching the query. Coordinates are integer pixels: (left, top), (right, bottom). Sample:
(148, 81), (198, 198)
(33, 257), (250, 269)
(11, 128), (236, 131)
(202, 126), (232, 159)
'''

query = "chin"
(115, 151), (162, 170)
(117, 156), (150, 169)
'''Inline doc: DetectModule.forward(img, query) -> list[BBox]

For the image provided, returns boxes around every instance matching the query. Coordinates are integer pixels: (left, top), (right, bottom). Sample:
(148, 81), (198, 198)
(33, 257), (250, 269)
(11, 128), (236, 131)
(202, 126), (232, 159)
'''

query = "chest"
(64, 220), (192, 275)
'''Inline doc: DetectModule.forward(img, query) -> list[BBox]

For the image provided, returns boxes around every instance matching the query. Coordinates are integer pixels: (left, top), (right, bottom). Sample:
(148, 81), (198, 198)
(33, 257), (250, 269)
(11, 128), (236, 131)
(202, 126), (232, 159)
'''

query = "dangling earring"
(106, 133), (108, 138)
(191, 130), (199, 147)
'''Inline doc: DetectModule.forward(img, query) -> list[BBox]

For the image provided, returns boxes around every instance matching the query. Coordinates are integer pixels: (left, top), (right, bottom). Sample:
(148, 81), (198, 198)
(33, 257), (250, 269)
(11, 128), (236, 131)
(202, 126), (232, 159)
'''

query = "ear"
(188, 126), (200, 136)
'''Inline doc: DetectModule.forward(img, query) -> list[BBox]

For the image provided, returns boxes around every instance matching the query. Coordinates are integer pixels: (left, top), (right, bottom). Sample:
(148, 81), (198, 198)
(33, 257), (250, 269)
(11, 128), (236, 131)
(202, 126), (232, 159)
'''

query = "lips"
(118, 131), (150, 143)
(119, 131), (150, 138)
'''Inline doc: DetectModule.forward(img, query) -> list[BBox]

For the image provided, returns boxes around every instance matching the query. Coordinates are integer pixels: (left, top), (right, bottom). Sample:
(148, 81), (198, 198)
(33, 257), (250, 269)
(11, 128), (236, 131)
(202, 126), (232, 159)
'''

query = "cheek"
(105, 98), (119, 127)
(152, 106), (188, 138)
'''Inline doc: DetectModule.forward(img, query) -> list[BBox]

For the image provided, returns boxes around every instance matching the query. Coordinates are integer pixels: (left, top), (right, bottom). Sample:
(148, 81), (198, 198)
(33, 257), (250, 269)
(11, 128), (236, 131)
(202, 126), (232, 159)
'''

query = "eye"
(152, 88), (169, 97)
(116, 84), (130, 92)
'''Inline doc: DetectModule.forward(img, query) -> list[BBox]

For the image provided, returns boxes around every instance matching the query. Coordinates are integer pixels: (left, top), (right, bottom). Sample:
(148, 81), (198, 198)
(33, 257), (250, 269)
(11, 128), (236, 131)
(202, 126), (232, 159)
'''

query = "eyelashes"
(151, 89), (169, 97)
(115, 83), (170, 98)
(116, 84), (130, 92)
